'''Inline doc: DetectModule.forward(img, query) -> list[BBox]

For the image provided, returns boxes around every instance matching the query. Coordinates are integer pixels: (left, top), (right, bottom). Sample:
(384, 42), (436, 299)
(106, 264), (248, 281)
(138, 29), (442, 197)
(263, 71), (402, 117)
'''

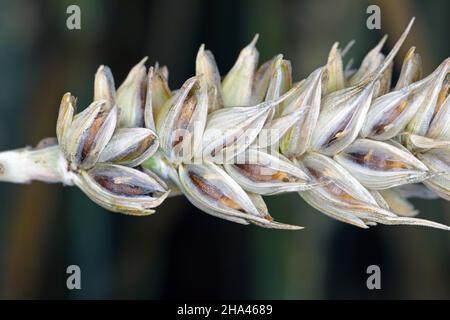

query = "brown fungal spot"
(94, 175), (153, 197)
(308, 167), (358, 204)
(0, 163), (4, 176)
(173, 95), (197, 147)
(347, 151), (409, 170)
(234, 164), (296, 183)
(431, 78), (450, 122)
(324, 113), (353, 147)
(81, 112), (107, 161)
(211, 134), (239, 157)
(113, 135), (155, 162)
(188, 171), (245, 212)
(141, 77), (148, 112)
(373, 100), (408, 134)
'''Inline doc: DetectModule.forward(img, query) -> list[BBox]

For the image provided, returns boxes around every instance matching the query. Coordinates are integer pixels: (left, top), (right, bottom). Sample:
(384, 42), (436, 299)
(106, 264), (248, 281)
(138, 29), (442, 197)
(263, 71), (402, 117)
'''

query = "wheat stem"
(0, 146), (73, 185)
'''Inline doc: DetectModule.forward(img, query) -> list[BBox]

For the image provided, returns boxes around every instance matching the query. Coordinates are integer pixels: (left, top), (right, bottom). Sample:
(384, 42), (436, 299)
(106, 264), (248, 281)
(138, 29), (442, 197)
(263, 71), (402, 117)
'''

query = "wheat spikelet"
(0, 18), (449, 231)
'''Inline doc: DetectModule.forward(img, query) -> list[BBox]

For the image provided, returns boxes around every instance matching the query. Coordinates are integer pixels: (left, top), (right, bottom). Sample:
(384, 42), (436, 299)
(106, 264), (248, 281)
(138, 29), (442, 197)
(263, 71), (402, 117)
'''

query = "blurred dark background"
(0, 0), (449, 299)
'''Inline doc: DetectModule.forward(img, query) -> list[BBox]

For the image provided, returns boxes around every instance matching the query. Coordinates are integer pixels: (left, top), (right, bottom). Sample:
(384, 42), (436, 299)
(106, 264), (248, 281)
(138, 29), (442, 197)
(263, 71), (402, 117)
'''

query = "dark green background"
(0, 0), (449, 299)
